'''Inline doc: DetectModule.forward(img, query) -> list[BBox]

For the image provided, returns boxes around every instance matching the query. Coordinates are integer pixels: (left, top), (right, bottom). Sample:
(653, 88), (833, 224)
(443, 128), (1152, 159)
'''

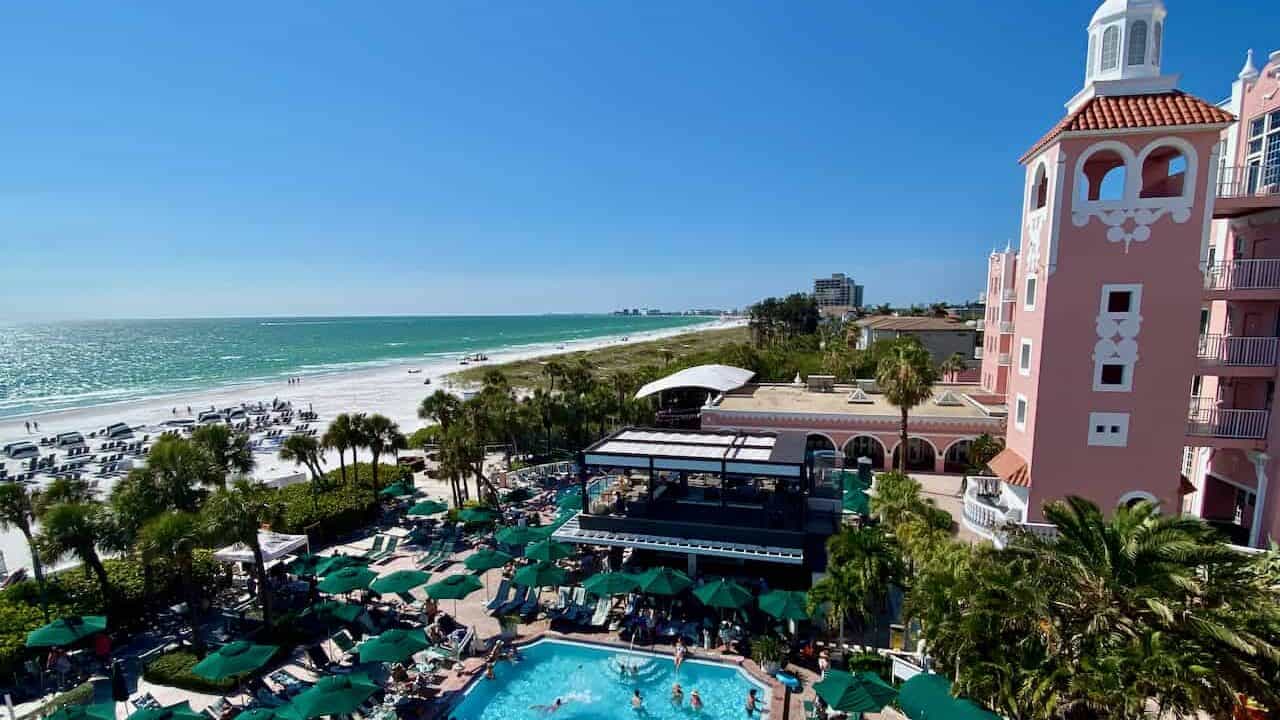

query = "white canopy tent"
(213, 530), (310, 565)
(634, 364), (755, 400)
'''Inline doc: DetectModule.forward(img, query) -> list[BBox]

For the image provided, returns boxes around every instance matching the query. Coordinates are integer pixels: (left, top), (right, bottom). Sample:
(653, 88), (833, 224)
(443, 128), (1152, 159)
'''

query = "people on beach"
(690, 690), (703, 711)
(745, 688), (759, 716)
(32, 421), (39, 431)
(24, 421), (30, 433)
(671, 683), (683, 705)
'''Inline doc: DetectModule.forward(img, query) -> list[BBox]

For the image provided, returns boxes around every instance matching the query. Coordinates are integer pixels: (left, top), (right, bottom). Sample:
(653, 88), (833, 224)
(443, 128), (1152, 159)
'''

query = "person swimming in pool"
(632, 689), (644, 711)
(528, 699), (564, 714)
(690, 689), (703, 711)
(745, 688), (759, 716)
(671, 683), (684, 705)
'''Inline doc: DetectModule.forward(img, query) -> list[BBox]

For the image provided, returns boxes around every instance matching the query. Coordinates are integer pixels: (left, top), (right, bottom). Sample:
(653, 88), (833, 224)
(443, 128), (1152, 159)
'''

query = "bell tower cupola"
(1070, 0), (1177, 112)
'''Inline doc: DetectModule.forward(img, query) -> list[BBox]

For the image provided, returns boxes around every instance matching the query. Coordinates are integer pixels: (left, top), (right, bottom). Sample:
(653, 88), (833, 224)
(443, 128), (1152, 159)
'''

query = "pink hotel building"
(972, 0), (1280, 548)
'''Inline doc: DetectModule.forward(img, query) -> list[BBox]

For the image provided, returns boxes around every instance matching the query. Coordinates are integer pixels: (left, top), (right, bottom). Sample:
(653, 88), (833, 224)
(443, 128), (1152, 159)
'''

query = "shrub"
(846, 651), (890, 680)
(17, 681), (93, 720)
(750, 635), (787, 665)
(273, 463), (396, 540)
(143, 650), (236, 694)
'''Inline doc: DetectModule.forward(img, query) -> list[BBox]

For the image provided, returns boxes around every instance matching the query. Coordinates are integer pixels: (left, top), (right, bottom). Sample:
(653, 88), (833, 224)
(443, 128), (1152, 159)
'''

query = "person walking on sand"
(25, 421), (30, 433)
(33, 421), (39, 432)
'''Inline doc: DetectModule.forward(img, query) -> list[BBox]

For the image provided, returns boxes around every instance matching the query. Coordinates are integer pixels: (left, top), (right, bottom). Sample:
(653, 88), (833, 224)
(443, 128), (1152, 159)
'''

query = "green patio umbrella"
(556, 492), (583, 510)
(636, 567), (692, 596)
(233, 710), (280, 720)
(357, 628), (430, 664)
(694, 578), (753, 610)
(126, 703), (207, 720)
(313, 554), (369, 577)
(46, 704), (115, 720)
(495, 525), (544, 546)
(407, 499), (449, 517)
(370, 569), (431, 595)
(513, 561), (566, 588)
(458, 507), (498, 524)
(843, 487), (871, 516)
(426, 573), (484, 600)
(276, 673), (379, 720)
(503, 487), (534, 503)
(464, 548), (513, 572)
(813, 670), (898, 715)
(284, 553), (326, 576)
(302, 600), (364, 624)
(379, 481), (415, 498)
(26, 615), (107, 647)
(524, 538), (573, 562)
(583, 572), (639, 597)
(192, 640), (278, 680)
(758, 590), (810, 621)
(317, 566), (376, 594)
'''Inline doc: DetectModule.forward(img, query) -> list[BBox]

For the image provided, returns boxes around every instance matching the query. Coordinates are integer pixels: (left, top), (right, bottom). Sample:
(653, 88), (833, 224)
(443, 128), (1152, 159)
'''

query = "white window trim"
(1018, 338), (1033, 377)
(1014, 394), (1028, 431)
(1088, 411), (1130, 447)
(1024, 274), (1038, 311)
(1099, 283), (1142, 317)
(1093, 360), (1134, 393)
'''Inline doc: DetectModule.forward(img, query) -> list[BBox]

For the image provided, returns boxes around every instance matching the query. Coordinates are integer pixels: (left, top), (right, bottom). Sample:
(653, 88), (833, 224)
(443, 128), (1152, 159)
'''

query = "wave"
(219, 355), (244, 361)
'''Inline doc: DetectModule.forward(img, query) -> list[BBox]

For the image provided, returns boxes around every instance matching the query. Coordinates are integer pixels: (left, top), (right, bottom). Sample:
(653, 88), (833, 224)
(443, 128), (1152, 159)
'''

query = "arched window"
(1030, 164), (1049, 210)
(1140, 145), (1188, 198)
(1077, 149), (1127, 202)
(1152, 23), (1161, 64)
(1100, 26), (1121, 71)
(1126, 20), (1147, 66)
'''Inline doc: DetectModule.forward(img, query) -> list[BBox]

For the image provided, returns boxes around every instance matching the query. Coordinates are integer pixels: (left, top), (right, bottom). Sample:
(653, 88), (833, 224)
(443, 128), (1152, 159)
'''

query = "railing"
(1187, 397), (1270, 440)
(975, 319), (985, 332)
(1001, 289), (1016, 302)
(973, 347), (984, 360)
(998, 320), (1015, 333)
(1197, 334), (1280, 367)
(961, 491), (1006, 541)
(1216, 165), (1280, 199)
(1204, 259), (1280, 291)
(998, 352), (1011, 366)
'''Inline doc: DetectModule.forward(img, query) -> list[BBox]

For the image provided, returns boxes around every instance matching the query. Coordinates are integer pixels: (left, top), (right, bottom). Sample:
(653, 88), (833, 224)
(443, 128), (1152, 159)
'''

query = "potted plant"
(751, 635), (787, 675)
(498, 613), (521, 641)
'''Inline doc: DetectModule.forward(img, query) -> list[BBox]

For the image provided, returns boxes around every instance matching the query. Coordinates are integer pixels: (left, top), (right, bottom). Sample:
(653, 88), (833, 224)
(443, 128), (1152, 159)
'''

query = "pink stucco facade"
(979, 249), (1017, 396)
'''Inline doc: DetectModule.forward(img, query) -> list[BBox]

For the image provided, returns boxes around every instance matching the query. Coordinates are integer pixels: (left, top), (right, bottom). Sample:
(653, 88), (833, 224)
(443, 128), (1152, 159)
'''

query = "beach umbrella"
(406, 499), (449, 517)
(513, 561), (566, 589)
(379, 481), (414, 498)
(357, 628), (430, 664)
(842, 487), (871, 516)
(370, 569), (431, 595)
(426, 573), (484, 600)
(126, 703), (207, 720)
(758, 590), (810, 621)
(524, 539), (573, 562)
(458, 507), (498, 524)
(46, 705), (115, 720)
(503, 487), (533, 504)
(495, 526), (544, 546)
(276, 673), (379, 720)
(317, 566), (376, 594)
(812, 670), (898, 715)
(583, 572), (639, 597)
(556, 493), (583, 511)
(233, 710), (280, 720)
(302, 600), (364, 624)
(285, 553), (332, 576)
(636, 567), (692, 596)
(464, 548), (513, 572)
(313, 554), (370, 577)
(694, 578), (753, 610)
(192, 640), (278, 681)
(26, 615), (107, 648)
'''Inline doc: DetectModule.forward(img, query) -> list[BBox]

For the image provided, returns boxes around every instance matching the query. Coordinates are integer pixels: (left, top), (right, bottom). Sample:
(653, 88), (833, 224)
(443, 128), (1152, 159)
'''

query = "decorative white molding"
(1025, 208), (1047, 270)
(1093, 284), (1143, 392)
(1071, 204), (1192, 252)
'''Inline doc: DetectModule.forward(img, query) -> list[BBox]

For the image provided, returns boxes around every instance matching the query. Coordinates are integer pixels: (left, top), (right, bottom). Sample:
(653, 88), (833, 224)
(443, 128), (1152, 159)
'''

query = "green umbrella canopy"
(524, 539), (573, 562)
(357, 628), (430, 664)
(426, 573), (484, 600)
(26, 615), (107, 648)
(503, 487), (534, 503)
(233, 710), (280, 720)
(758, 590), (810, 621)
(513, 561), (567, 588)
(583, 572), (639, 597)
(379, 481), (415, 498)
(458, 507), (498, 524)
(636, 567), (693, 596)
(284, 554), (326, 576)
(843, 488), (871, 516)
(370, 569), (431, 595)
(313, 554), (370, 577)
(46, 704), (115, 720)
(317, 567), (376, 594)
(898, 673), (999, 720)
(693, 578), (753, 610)
(495, 526), (544, 546)
(813, 670), (898, 714)
(127, 703), (208, 720)
(192, 640), (279, 681)
(464, 548), (513, 572)
(277, 673), (379, 720)
(406, 499), (449, 517)
(556, 492), (583, 510)
(302, 600), (364, 624)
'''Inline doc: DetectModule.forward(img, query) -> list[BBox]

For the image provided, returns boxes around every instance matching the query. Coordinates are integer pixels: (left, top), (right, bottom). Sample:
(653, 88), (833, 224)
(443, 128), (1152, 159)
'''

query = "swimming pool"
(449, 638), (771, 720)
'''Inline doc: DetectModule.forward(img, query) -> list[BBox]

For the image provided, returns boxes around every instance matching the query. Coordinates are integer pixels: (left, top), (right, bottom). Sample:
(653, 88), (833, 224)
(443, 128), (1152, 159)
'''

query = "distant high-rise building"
(814, 273), (864, 309)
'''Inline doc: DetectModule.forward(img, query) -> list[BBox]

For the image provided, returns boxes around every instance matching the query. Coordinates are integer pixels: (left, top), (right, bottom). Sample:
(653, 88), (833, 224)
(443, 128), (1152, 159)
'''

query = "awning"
(213, 531), (309, 564)
(898, 673), (999, 720)
(634, 364), (755, 399)
(987, 448), (1030, 488)
(1178, 474), (1197, 495)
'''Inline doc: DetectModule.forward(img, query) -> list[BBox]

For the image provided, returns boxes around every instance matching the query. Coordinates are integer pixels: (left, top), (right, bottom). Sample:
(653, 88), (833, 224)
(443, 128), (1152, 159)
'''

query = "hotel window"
(1100, 26), (1120, 71)
(1019, 338), (1033, 376)
(1015, 394), (1028, 431)
(1095, 284), (1142, 393)
(1088, 412), (1130, 447)
(1245, 110), (1280, 193)
(1126, 21), (1147, 66)
(1024, 275), (1037, 310)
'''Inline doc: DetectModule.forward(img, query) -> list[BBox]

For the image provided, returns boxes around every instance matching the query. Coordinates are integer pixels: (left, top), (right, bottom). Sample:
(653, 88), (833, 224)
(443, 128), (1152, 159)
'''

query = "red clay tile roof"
(987, 447), (1030, 488)
(1021, 91), (1234, 163)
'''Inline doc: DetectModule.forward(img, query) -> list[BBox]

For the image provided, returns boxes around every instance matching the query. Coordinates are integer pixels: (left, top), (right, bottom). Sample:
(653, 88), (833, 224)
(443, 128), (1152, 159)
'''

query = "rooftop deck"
(711, 383), (1006, 419)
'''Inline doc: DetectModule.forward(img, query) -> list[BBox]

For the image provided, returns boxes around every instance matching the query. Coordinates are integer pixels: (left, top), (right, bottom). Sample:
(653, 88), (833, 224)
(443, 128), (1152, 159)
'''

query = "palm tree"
(362, 413), (406, 503)
(0, 484), (49, 619)
(418, 391), (461, 434)
(939, 352), (967, 379)
(145, 435), (219, 511)
(530, 388), (558, 456)
(137, 511), (207, 650)
(824, 525), (905, 648)
(875, 342), (936, 472)
(204, 480), (281, 626)
(808, 562), (860, 647)
(322, 413), (359, 486)
(37, 502), (115, 609)
(279, 434), (326, 486)
(541, 360), (565, 394)
(191, 423), (255, 487)
(868, 470), (924, 527)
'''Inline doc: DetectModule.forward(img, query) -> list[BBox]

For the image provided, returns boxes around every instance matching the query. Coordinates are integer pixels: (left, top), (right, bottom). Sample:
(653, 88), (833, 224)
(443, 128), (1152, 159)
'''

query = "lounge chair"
(497, 585), (529, 616)
(360, 535), (385, 560)
(328, 630), (358, 661)
(590, 596), (612, 627)
(518, 588), (540, 619)
(485, 580), (512, 613)
(203, 698), (230, 720)
(573, 597), (598, 627)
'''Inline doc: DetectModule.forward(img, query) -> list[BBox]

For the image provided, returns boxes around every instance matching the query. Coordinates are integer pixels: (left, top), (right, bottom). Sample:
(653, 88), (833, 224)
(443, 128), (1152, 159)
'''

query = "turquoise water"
(450, 639), (769, 720)
(0, 315), (707, 418)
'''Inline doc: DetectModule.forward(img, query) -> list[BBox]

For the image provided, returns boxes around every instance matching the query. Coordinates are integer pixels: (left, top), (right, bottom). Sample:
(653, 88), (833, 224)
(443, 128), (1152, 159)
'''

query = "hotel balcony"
(1214, 165), (1280, 219)
(1001, 289), (1016, 302)
(1186, 397), (1270, 448)
(1203, 259), (1280, 300)
(998, 320), (1015, 334)
(975, 319), (984, 332)
(973, 346), (984, 360)
(997, 352), (1011, 366)
(1196, 334), (1279, 377)
(961, 479), (1056, 549)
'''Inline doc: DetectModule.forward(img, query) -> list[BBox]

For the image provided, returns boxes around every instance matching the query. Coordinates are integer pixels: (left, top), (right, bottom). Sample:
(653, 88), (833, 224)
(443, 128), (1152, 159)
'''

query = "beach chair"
(485, 579), (512, 613)
(590, 596), (612, 627)
(204, 698), (230, 720)
(573, 597), (598, 627)
(518, 588), (540, 619)
(497, 585), (529, 616)
(328, 630), (358, 662)
(360, 535), (385, 560)
(379, 536), (400, 560)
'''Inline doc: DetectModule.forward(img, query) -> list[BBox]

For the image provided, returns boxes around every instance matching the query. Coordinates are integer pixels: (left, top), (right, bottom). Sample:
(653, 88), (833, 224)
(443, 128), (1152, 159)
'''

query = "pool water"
(450, 639), (770, 720)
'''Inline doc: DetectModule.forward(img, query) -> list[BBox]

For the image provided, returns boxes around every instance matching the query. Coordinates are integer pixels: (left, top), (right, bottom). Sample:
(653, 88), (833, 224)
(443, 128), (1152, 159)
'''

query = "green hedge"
(846, 651), (891, 680)
(273, 463), (397, 539)
(142, 650), (237, 694)
(17, 681), (93, 720)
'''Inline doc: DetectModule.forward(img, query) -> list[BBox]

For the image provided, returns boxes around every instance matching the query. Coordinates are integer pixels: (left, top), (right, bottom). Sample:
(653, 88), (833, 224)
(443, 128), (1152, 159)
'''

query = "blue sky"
(1, 1), (1274, 320)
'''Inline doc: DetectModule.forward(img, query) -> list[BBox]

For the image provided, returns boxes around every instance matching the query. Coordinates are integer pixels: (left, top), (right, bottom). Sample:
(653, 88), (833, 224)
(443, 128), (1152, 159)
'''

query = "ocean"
(0, 315), (708, 419)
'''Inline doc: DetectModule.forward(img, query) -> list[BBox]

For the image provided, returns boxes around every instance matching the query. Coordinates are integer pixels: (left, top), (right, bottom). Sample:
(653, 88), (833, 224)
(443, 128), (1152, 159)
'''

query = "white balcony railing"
(1001, 289), (1016, 302)
(961, 482), (1056, 549)
(997, 352), (1011, 366)
(975, 319), (985, 332)
(1197, 334), (1280, 367)
(1216, 165), (1280, 199)
(998, 320), (1015, 333)
(1204, 259), (1280, 291)
(973, 347), (984, 360)
(1187, 397), (1270, 440)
